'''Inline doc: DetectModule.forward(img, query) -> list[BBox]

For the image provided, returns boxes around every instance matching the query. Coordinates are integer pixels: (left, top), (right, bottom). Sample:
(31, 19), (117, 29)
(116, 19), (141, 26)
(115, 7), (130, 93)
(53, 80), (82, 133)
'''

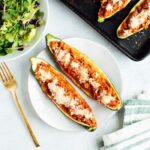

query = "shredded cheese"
(39, 68), (52, 82)
(89, 78), (100, 92)
(123, 29), (130, 36)
(78, 66), (100, 92)
(106, 4), (113, 11)
(64, 53), (71, 65)
(71, 61), (79, 69)
(118, 0), (123, 6)
(79, 67), (89, 83)
(57, 50), (71, 66)
(70, 108), (93, 120)
(47, 79), (93, 120)
(99, 90), (115, 104)
(130, 16), (140, 29)
(57, 50), (66, 61)
(102, 95), (115, 104)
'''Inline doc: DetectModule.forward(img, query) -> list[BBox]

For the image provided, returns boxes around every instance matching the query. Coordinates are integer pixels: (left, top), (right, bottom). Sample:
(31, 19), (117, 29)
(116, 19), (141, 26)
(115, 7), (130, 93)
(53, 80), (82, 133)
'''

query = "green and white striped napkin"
(124, 91), (150, 126)
(100, 91), (150, 150)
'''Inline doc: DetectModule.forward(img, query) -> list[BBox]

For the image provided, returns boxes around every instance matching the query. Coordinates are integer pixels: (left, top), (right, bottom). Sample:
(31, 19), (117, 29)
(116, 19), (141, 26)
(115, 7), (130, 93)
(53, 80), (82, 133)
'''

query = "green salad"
(0, 0), (44, 56)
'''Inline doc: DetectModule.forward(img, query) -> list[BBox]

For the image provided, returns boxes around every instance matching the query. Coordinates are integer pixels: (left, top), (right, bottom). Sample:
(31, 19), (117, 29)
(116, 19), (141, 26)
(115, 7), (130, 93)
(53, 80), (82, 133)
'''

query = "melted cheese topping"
(79, 67), (89, 83)
(130, 16), (139, 29)
(89, 78), (100, 92)
(48, 79), (72, 106)
(77, 66), (100, 91)
(71, 61), (79, 69)
(47, 79), (93, 120)
(123, 29), (130, 36)
(99, 90), (115, 104)
(102, 95), (115, 104)
(64, 53), (71, 65)
(106, 4), (113, 11)
(70, 108), (93, 120)
(57, 50), (71, 65)
(57, 50), (65, 61)
(118, 0), (123, 6)
(39, 68), (52, 82)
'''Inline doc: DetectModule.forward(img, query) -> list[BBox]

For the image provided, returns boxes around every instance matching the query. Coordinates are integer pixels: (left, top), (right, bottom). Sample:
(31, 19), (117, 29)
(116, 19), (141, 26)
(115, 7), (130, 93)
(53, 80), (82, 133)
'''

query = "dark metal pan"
(61, 0), (150, 61)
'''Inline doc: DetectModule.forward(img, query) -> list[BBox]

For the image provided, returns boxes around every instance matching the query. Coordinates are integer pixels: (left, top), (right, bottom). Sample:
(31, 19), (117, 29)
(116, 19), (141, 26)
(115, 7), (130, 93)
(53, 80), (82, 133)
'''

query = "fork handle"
(11, 91), (40, 147)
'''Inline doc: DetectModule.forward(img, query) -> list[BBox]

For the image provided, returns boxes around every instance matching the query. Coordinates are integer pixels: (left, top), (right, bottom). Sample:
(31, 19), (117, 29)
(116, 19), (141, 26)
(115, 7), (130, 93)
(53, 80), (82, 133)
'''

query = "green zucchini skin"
(46, 34), (122, 111)
(30, 57), (97, 131)
(98, 17), (105, 23)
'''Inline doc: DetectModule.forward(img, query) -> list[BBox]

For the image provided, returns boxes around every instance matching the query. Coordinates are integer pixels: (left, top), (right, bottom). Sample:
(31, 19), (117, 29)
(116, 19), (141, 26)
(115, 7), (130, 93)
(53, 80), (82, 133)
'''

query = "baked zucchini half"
(46, 34), (122, 111)
(117, 0), (150, 38)
(98, 0), (131, 22)
(30, 57), (97, 131)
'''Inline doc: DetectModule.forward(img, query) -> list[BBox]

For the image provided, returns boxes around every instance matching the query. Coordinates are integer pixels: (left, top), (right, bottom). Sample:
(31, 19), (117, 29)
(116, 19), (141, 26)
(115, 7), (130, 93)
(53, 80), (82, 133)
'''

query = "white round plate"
(0, 0), (49, 62)
(28, 38), (122, 132)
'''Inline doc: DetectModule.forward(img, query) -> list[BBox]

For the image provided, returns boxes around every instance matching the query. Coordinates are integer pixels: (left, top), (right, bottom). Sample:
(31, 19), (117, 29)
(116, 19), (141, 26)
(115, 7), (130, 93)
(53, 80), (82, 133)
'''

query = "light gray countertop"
(0, 0), (150, 150)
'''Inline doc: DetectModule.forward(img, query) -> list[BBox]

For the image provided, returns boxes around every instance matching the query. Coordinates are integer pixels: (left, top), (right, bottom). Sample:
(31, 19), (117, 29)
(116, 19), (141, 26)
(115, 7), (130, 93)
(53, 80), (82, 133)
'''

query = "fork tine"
(1, 63), (10, 80)
(0, 63), (8, 81)
(3, 63), (13, 79)
(0, 70), (5, 82)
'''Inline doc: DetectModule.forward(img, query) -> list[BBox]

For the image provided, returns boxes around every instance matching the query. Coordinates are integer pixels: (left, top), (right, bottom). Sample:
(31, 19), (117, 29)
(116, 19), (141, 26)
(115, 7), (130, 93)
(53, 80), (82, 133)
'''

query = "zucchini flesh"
(46, 34), (122, 111)
(30, 57), (97, 131)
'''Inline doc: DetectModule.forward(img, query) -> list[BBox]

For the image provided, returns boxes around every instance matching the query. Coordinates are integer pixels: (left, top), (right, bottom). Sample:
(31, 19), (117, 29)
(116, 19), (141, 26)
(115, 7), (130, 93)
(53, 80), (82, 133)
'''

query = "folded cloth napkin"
(100, 91), (150, 150)
(123, 91), (150, 127)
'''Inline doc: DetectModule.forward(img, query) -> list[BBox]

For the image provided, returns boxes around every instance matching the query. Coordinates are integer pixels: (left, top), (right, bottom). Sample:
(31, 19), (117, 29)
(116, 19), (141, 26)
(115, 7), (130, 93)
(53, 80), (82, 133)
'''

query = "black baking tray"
(60, 0), (150, 61)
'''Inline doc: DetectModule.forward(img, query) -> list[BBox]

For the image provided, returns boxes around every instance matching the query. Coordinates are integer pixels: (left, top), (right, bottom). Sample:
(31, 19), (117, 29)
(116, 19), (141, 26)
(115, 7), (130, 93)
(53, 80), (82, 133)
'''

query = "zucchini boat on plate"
(30, 57), (97, 131)
(98, 0), (131, 22)
(117, 0), (150, 38)
(46, 34), (122, 111)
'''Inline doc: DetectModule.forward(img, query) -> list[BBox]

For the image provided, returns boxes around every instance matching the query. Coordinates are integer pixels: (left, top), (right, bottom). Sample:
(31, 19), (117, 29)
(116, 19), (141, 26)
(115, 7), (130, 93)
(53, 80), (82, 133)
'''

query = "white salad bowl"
(0, 0), (49, 62)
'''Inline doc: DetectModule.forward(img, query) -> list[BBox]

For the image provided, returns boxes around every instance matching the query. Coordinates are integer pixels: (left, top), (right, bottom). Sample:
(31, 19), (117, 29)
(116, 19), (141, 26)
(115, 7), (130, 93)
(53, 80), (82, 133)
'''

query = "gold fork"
(0, 62), (40, 147)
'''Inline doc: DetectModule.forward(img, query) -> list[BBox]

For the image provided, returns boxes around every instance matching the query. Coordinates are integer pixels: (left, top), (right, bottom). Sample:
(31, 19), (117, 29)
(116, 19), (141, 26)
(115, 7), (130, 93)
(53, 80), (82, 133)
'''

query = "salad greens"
(0, 0), (44, 56)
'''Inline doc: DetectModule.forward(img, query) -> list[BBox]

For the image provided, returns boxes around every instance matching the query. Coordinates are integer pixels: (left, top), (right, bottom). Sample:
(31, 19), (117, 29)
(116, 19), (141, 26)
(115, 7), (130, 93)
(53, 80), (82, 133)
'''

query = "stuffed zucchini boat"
(30, 57), (97, 131)
(98, 0), (131, 22)
(46, 34), (122, 111)
(117, 0), (150, 38)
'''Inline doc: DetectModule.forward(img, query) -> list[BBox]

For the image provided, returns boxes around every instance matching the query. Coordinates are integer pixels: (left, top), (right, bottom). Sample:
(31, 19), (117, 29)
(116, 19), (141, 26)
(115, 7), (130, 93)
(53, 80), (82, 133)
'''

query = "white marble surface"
(0, 0), (150, 150)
